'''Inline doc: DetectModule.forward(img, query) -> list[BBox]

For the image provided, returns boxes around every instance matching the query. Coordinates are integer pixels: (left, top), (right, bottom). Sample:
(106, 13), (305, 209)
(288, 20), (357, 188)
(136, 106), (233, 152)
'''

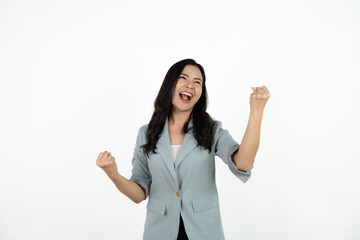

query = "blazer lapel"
(174, 116), (198, 169)
(156, 115), (199, 184)
(157, 116), (178, 185)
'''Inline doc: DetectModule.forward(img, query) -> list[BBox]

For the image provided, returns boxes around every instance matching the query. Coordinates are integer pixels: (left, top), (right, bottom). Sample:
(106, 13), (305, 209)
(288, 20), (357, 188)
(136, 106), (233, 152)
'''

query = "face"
(171, 64), (203, 113)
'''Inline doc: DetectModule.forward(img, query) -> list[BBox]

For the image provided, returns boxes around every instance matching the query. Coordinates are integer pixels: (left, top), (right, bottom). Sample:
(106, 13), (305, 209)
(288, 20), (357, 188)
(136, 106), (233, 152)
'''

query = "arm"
(233, 85), (270, 171)
(232, 111), (263, 172)
(96, 151), (146, 204)
(109, 172), (146, 204)
(214, 121), (252, 183)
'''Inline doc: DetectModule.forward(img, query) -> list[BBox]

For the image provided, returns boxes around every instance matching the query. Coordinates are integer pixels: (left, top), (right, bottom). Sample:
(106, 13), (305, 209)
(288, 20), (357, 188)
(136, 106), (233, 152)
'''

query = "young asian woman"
(96, 58), (270, 240)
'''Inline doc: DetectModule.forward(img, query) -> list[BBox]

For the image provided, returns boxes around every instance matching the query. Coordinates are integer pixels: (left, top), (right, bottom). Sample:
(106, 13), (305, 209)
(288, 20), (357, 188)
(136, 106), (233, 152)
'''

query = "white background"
(1, 0), (359, 239)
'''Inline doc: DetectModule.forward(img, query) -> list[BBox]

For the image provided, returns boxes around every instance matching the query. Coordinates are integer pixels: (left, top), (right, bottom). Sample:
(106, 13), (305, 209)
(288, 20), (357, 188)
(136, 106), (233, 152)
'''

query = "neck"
(168, 110), (192, 130)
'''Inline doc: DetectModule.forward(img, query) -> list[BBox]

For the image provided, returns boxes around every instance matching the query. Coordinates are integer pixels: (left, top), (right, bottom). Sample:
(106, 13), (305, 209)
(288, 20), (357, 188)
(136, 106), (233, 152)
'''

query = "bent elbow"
(240, 166), (252, 172)
(131, 195), (146, 204)
(234, 158), (254, 172)
(133, 198), (143, 204)
(236, 163), (251, 172)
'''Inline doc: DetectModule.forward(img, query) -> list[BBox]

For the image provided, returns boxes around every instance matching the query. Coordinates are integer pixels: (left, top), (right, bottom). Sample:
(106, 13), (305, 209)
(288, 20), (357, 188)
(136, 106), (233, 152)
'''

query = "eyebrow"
(180, 73), (203, 82)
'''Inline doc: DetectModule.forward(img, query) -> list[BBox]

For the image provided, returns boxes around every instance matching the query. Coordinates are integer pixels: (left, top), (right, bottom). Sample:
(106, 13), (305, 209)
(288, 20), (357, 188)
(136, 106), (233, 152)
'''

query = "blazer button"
(176, 190), (181, 197)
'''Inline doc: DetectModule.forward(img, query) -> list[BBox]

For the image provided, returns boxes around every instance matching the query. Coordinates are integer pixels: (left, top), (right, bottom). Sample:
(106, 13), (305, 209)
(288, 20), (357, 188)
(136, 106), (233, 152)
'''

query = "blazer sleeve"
(214, 120), (254, 183)
(129, 126), (152, 199)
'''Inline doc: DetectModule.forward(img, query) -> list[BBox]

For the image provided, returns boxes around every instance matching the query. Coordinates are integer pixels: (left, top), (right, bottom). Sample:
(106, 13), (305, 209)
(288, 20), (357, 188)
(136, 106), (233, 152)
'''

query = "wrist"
(250, 109), (263, 118)
(108, 171), (121, 181)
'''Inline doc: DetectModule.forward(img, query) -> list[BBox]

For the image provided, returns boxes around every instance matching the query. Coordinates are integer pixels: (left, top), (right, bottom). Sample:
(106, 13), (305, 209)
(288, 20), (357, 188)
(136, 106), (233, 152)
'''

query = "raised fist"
(250, 85), (270, 113)
(96, 151), (118, 178)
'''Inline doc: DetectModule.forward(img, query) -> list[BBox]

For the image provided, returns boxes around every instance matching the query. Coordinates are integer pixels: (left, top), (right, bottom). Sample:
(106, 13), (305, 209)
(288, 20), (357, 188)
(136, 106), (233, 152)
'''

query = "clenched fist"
(96, 151), (119, 179)
(250, 85), (270, 114)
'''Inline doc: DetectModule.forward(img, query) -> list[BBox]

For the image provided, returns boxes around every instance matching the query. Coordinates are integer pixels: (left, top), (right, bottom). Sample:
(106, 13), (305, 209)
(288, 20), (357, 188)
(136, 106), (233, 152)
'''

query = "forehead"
(180, 65), (203, 81)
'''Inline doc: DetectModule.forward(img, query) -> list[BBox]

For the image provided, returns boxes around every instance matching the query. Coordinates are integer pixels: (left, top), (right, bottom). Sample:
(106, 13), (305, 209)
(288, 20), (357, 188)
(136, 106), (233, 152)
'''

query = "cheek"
(173, 92), (179, 102)
(173, 85), (180, 100)
(197, 89), (203, 100)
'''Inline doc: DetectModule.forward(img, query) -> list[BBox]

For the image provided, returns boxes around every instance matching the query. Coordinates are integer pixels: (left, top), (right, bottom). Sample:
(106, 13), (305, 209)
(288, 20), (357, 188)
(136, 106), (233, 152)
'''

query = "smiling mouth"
(179, 93), (192, 102)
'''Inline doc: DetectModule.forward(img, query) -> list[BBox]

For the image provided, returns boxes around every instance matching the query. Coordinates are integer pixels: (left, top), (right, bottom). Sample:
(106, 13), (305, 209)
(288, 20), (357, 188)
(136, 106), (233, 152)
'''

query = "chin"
(176, 106), (193, 112)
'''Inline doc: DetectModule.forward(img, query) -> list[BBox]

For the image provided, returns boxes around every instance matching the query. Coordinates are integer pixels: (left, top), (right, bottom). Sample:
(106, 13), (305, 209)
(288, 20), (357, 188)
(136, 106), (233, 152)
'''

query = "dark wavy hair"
(141, 58), (216, 157)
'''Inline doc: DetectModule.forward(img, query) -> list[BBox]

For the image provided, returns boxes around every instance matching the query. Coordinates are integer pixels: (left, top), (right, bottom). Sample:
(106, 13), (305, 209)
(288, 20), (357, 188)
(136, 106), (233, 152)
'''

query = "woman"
(96, 59), (270, 240)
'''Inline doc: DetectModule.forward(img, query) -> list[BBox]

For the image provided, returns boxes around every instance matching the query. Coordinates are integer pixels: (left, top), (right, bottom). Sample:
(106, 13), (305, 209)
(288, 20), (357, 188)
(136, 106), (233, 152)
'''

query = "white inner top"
(171, 145), (181, 164)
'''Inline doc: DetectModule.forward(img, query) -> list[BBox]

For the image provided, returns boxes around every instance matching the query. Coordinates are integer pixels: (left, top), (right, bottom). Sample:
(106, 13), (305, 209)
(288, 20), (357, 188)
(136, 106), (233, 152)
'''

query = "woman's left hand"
(250, 85), (270, 114)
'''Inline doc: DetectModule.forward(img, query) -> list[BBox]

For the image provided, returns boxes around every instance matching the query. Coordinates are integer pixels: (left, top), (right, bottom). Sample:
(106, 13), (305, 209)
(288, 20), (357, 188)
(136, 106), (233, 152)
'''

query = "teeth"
(180, 92), (193, 97)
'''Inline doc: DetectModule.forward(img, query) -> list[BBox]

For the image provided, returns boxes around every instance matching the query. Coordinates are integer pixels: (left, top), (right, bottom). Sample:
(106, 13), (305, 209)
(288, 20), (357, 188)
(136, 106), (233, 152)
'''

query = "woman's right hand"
(96, 151), (146, 203)
(96, 151), (119, 179)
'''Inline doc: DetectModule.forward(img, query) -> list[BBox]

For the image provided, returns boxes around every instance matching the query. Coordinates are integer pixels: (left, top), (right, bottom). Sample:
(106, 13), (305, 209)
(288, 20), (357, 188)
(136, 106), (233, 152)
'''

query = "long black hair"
(141, 58), (216, 157)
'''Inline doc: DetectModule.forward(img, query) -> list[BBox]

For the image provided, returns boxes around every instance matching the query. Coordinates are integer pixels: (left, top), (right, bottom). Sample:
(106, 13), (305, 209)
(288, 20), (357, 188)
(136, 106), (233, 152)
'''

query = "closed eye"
(179, 76), (202, 85)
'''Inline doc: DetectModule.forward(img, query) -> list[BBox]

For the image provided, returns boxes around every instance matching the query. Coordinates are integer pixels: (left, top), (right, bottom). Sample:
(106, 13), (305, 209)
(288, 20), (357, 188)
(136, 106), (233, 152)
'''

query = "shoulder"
(212, 119), (228, 140)
(137, 123), (149, 138)
(134, 123), (149, 145)
(139, 123), (149, 132)
(212, 119), (223, 131)
(213, 119), (221, 126)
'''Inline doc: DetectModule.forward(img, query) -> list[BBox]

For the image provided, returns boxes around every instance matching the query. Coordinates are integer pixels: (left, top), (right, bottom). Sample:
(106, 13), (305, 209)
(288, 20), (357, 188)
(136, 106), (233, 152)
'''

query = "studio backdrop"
(0, 0), (359, 239)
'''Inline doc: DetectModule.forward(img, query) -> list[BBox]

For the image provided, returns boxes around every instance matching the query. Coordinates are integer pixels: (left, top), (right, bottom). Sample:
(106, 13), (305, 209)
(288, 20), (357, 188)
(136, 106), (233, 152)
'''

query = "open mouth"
(179, 92), (192, 103)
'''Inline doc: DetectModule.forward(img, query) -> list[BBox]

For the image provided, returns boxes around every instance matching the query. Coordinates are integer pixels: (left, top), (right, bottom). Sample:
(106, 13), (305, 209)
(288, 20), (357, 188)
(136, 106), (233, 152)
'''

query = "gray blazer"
(130, 116), (254, 240)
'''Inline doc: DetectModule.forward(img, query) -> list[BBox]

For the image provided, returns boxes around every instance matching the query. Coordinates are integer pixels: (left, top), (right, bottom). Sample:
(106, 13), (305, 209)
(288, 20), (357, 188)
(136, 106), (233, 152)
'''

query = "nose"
(185, 84), (194, 89)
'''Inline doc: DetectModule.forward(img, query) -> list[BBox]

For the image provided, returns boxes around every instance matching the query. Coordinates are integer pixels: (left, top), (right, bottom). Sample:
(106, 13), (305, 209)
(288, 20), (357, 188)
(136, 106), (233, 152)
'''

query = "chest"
(168, 128), (185, 145)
